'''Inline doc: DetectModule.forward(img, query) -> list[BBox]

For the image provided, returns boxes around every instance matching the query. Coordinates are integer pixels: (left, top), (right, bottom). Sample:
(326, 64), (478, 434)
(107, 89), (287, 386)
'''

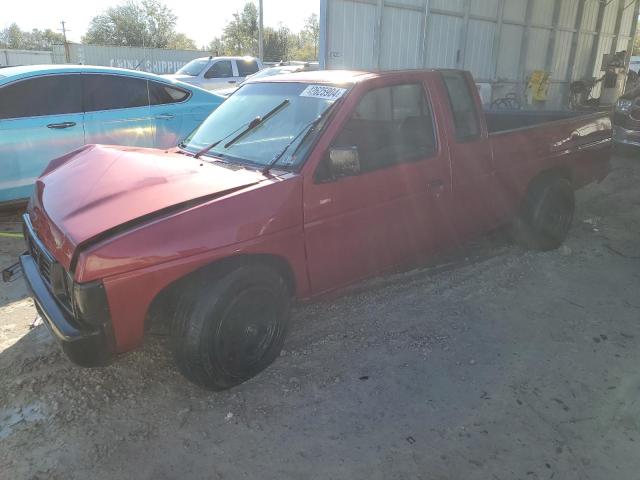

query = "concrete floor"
(1, 155), (639, 480)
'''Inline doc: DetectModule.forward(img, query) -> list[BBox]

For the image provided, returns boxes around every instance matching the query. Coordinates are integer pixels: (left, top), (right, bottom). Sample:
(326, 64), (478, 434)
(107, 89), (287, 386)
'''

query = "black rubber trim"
(20, 254), (113, 367)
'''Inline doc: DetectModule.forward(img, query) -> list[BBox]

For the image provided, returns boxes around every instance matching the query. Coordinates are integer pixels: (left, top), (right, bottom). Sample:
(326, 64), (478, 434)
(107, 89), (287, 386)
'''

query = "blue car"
(0, 65), (224, 205)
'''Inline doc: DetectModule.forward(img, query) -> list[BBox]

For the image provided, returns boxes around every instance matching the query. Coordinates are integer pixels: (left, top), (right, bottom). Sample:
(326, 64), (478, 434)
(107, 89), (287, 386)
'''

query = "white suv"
(167, 56), (263, 91)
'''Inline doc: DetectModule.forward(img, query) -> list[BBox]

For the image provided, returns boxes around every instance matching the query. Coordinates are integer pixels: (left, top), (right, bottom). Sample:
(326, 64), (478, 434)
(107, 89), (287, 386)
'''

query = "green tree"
(167, 32), (197, 50)
(83, 0), (196, 49)
(222, 2), (259, 55)
(0, 23), (64, 50)
(263, 26), (291, 62)
(303, 13), (319, 59)
(204, 2), (319, 61)
(0, 23), (25, 49)
(208, 37), (226, 56)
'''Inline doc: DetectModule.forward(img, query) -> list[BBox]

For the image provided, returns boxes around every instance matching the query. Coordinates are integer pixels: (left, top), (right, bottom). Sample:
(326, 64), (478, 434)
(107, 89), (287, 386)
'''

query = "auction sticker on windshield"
(300, 85), (347, 101)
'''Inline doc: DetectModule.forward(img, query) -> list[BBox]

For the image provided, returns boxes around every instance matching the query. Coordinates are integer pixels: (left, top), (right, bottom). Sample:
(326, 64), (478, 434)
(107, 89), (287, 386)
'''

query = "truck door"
(439, 71), (500, 242)
(201, 60), (236, 91)
(303, 80), (452, 295)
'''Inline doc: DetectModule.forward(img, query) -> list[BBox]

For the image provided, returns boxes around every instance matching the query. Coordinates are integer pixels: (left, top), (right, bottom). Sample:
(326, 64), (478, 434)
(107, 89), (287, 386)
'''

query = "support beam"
(319, 0), (328, 68)
(544, 0), (563, 75)
(624, 0), (640, 70)
(563, 0), (588, 107)
(458, 0), (472, 68)
(258, 0), (264, 61)
(517, 0), (534, 88)
(566, 0), (587, 82)
(609, 0), (627, 55)
(374, 0), (385, 70)
(492, 0), (506, 81)
(587, 0), (608, 78)
(420, 0), (432, 68)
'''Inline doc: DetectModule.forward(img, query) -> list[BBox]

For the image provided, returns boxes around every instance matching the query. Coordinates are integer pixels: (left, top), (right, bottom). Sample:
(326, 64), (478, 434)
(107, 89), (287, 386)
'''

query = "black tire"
(171, 263), (290, 390)
(511, 175), (575, 251)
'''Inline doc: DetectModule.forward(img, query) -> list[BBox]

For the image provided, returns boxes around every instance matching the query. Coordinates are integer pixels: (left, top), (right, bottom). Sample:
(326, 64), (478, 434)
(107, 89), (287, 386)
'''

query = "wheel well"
(530, 167), (573, 188)
(144, 254), (296, 334)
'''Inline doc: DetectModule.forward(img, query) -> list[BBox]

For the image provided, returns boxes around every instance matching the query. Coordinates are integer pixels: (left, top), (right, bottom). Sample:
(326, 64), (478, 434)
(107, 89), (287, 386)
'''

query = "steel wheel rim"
(214, 287), (279, 376)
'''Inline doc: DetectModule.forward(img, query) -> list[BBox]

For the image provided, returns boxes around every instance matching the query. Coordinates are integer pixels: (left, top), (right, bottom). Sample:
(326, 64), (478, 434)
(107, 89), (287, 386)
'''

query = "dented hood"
(29, 145), (265, 269)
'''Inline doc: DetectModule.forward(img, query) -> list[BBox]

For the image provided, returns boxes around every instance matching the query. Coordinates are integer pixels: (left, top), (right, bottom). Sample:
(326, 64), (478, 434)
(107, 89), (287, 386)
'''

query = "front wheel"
(511, 176), (575, 251)
(171, 264), (291, 390)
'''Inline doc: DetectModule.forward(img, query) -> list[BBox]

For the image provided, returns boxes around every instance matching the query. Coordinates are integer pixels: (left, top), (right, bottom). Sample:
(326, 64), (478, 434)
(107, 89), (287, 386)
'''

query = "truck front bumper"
(20, 253), (113, 367)
(613, 125), (640, 149)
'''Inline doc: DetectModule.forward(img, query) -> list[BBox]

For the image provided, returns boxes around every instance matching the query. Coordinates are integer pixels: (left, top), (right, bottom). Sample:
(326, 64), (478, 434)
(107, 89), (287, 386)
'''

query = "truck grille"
(22, 214), (74, 318)
(25, 227), (54, 286)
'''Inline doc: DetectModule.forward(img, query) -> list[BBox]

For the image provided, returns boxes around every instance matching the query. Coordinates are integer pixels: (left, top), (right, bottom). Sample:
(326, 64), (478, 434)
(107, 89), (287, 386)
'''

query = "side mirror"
(329, 147), (360, 178)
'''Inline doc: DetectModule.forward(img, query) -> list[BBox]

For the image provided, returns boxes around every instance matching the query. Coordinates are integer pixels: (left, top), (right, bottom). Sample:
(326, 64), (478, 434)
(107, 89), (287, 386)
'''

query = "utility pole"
(258, 0), (264, 61)
(59, 20), (71, 63)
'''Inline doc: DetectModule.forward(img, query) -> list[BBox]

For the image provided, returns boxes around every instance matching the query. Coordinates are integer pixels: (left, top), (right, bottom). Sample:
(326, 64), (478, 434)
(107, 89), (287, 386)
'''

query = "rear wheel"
(512, 175), (575, 251)
(171, 264), (290, 390)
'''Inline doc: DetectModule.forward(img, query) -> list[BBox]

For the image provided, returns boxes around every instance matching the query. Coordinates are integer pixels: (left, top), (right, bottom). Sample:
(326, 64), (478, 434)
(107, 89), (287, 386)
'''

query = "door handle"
(47, 122), (76, 129)
(156, 113), (175, 120)
(228, 80), (237, 84)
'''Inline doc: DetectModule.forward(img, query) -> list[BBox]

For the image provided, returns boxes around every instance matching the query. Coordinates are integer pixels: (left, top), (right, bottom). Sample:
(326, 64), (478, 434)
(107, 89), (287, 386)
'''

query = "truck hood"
(30, 144), (265, 270)
(165, 74), (196, 84)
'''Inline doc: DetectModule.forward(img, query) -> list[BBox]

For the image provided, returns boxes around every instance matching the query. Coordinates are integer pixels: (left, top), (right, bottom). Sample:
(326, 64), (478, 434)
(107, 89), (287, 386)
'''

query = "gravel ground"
(1, 155), (640, 480)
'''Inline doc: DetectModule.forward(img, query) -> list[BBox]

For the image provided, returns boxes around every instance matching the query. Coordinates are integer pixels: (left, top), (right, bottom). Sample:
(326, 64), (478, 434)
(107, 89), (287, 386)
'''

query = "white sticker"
(300, 85), (347, 101)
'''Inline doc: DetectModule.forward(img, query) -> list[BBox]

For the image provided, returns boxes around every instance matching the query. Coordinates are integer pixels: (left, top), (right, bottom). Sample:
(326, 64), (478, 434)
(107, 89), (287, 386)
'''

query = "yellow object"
(528, 70), (551, 102)
(0, 232), (22, 238)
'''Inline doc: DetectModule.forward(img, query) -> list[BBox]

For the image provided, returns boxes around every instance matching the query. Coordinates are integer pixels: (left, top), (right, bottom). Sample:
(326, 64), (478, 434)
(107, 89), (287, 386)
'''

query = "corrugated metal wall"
(322, 0), (640, 109)
(51, 44), (204, 74)
(0, 49), (53, 67)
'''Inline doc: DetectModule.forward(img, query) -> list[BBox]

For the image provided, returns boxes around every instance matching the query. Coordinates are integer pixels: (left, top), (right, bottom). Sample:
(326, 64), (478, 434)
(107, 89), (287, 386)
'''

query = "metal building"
(319, 0), (640, 108)
(51, 44), (204, 74)
(0, 49), (53, 67)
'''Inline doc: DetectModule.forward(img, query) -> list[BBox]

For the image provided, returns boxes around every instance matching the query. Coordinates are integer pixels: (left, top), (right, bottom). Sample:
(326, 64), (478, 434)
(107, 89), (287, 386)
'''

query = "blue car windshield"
(183, 82), (347, 168)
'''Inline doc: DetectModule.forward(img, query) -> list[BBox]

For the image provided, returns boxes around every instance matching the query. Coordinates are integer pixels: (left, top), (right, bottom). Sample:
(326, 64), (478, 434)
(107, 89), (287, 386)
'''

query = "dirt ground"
(1, 155), (640, 480)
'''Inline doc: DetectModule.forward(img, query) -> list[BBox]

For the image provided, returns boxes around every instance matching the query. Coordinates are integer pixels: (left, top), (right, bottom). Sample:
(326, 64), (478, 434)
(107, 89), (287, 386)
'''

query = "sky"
(2, 0), (319, 48)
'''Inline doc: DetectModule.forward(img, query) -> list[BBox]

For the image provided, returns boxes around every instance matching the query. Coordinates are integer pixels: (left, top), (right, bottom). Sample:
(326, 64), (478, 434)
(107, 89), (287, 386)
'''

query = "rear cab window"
(330, 83), (437, 174)
(0, 74), (82, 119)
(441, 71), (481, 140)
(237, 60), (260, 77)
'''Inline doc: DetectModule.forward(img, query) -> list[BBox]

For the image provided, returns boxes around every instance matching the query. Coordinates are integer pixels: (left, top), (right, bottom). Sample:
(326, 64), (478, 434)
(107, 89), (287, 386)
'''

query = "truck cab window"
(237, 60), (259, 77)
(331, 83), (436, 174)
(205, 61), (233, 79)
(441, 72), (480, 139)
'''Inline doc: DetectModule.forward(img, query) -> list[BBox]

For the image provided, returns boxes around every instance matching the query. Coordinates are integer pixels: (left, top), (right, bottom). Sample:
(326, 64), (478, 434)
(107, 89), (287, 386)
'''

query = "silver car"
(167, 56), (263, 91)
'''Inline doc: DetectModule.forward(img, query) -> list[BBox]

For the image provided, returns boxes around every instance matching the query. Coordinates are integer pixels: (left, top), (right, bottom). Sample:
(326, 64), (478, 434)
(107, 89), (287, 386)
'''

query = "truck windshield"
(182, 82), (347, 168)
(176, 59), (209, 76)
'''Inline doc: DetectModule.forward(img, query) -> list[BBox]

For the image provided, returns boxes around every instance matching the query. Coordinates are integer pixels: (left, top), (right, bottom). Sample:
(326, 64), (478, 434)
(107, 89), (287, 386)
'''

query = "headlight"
(49, 265), (74, 309)
(72, 280), (110, 327)
(616, 99), (634, 113)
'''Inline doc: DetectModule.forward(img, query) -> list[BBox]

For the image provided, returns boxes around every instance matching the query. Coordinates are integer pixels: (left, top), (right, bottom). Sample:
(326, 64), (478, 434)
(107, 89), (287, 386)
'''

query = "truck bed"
(484, 109), (606, 134)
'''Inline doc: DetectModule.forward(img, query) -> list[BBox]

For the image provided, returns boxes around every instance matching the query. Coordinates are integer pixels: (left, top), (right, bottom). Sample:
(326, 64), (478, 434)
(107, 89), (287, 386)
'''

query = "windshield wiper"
(224, 99), (290, 149)
(193, 123), (245, 159)
(193, 99), (290, 159)
(262, 98), (342, 175)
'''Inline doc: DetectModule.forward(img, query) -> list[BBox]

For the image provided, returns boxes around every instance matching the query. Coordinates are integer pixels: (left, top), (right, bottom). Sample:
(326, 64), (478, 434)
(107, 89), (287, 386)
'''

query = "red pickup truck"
(11, 69), (611, 390)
